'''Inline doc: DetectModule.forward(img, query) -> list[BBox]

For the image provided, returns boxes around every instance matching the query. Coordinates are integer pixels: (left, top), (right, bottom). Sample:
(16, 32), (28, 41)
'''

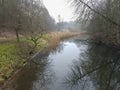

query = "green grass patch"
(0, 43), (17, 80)
(20, 34), (50, 49)
(42, 34), (50, 40)
(0, 42), (28, 82)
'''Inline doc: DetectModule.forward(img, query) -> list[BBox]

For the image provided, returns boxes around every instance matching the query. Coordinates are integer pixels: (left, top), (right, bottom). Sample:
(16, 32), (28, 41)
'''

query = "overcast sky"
(43, 0), (74, 22)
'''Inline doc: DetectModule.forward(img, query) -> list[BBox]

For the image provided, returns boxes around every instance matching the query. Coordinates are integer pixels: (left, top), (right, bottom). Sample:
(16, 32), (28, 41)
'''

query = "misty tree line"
(0, 0), (55, 42)
(72, 0), (120, 46)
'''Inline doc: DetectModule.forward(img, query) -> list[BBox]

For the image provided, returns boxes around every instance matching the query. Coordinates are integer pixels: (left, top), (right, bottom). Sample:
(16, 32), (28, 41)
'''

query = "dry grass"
(48, 31), (80, 49)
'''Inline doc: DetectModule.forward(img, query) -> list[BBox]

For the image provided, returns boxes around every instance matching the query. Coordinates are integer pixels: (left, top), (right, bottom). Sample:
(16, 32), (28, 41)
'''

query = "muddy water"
(8, 35), (120, 90)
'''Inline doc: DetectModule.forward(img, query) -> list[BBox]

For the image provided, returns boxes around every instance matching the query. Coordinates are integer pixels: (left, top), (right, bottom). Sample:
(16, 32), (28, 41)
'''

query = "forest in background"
(0, 0), (55, 42)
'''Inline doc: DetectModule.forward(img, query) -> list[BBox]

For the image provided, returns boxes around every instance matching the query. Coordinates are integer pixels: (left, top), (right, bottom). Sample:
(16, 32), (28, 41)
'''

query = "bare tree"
(0, 0), (55, 42)
(71, 0), (120, 45)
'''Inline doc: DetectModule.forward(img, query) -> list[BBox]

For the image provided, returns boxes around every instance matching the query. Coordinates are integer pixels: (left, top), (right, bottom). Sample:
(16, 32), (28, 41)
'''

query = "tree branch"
(78, 0), (120, 27)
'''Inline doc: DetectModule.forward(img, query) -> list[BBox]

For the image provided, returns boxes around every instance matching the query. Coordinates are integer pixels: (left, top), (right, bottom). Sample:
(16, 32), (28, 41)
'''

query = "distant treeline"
(57, 21), (82, 32)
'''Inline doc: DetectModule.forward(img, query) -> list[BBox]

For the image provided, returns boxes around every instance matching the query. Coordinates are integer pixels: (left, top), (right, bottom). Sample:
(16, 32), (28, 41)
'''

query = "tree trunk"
(116, 27), (119, 45)
(15, 29), (20, 42)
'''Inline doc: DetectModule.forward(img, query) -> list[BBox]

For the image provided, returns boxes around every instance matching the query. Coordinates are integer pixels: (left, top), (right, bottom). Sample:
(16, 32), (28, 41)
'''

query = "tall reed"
(48, 31), (80, 49)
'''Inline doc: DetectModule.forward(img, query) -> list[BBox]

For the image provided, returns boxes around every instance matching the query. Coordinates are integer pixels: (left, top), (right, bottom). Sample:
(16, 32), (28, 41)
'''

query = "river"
(6, 35), (120, 90)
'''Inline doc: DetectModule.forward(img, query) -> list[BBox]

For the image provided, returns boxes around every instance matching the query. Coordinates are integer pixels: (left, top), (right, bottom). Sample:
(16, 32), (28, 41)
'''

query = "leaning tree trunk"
(15, 29), (20, 42)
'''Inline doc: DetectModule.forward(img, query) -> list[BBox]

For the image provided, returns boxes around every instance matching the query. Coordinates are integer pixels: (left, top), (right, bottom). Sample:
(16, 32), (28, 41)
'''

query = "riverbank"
(92, 33), (120, 50)
(0, 31), (80, 89)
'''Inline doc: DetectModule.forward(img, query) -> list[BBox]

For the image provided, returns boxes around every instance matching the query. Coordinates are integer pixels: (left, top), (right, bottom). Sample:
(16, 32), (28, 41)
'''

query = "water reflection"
(47, 41), (82, 90)
(50, 42), (65, 54)
(9, 40), (82, 90)
(64, 43), (120, 90)
(8, 51), (55, 90)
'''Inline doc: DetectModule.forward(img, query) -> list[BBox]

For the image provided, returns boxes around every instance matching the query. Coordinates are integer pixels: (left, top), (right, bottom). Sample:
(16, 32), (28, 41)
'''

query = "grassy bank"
(0, 42), (31, 85)
(0, 34), (50, 85)
(0, 31), (80, 86)
(0, 43), (16, 83)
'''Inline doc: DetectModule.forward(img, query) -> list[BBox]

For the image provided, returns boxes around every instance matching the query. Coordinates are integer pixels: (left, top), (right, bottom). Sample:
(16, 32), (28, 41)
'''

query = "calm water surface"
(10, 35), (120, 90)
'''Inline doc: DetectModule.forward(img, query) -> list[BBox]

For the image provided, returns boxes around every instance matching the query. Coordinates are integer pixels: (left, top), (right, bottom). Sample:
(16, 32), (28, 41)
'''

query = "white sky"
(43, 0), (74, 22)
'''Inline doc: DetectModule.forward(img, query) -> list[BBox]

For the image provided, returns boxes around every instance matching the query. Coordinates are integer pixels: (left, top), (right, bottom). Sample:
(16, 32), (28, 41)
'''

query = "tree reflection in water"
(5, 41), (65, 90)
(7, 50), (55, 90)
(64, 43), (120, 90)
